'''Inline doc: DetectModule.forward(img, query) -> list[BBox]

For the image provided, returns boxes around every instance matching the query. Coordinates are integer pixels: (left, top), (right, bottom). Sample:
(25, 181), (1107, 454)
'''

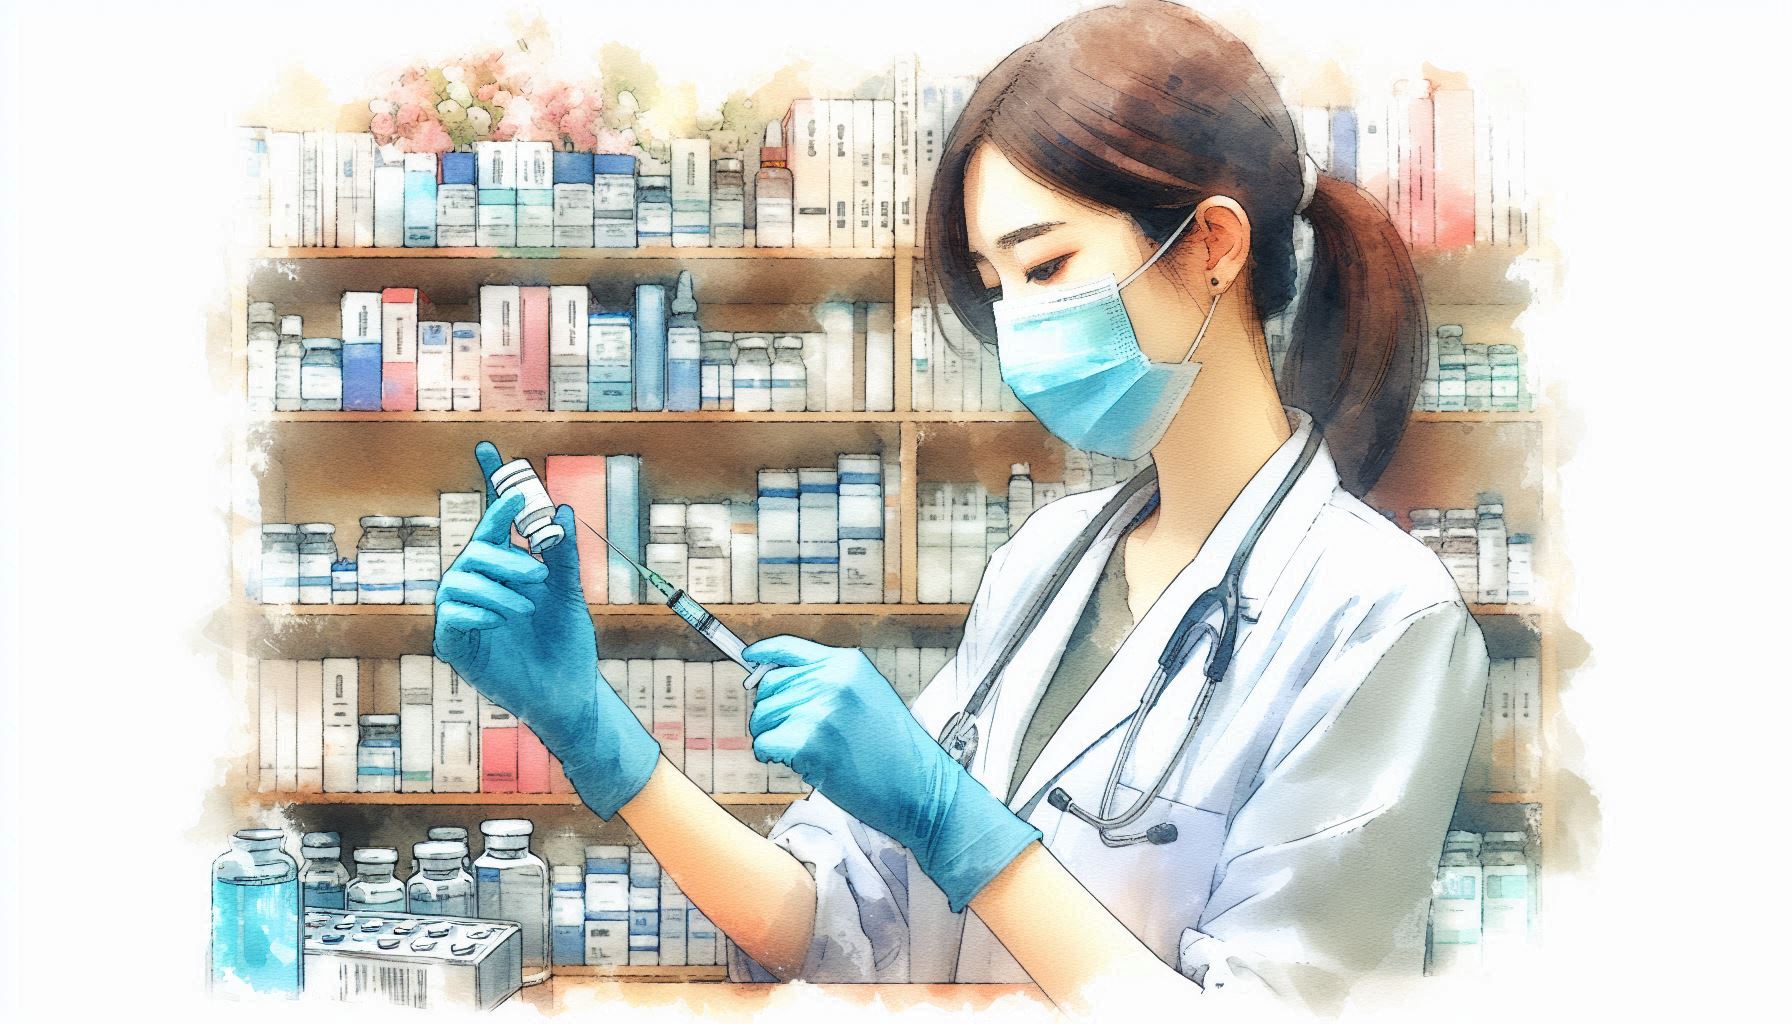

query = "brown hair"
(922, 0), (1426, 494)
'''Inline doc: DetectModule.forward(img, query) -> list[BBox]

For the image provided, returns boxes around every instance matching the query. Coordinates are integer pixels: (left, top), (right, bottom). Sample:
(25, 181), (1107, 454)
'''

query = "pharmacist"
(433, 4), (1488, 1015)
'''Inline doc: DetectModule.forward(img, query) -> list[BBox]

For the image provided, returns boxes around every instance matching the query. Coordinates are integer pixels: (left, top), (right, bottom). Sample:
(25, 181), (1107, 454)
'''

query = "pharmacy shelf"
(549, 965), (729, 982)
(259, 602), (972, 618)
(257, 791), (806, 807)
(1480, 792), (1542, 805)
(256, 246), (892, 261)
(266, 410), (1034, 424)
(1409, 411), (1544, 424)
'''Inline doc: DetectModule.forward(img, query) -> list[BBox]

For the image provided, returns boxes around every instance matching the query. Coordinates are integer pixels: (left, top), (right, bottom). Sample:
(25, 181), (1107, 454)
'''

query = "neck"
(1136, 306), (1290, 556)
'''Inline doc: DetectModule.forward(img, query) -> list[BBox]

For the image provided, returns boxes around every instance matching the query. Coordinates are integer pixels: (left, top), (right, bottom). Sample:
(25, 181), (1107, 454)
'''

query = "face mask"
(993, 207), (1220, 461)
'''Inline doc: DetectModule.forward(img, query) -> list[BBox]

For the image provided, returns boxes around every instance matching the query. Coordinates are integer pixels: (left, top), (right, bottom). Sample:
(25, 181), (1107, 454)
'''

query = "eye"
(1026, 254), (1070, 284)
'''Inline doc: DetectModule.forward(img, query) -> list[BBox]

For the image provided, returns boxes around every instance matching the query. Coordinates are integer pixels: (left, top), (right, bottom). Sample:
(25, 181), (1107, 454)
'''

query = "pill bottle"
(210, 827), (300, 997)
(346, 847), (406, 913)
(297, 523), (337, 605)
(733, 335), (773, 413)
(771, 335), (808, 412)
(401, 515), (442, 605)
(356, 516), (406, 605)
(260, 524), (300, 604)
(299, 831), (350, 910)
(478, 819), (551, 985)
(407, 840), (475, 918)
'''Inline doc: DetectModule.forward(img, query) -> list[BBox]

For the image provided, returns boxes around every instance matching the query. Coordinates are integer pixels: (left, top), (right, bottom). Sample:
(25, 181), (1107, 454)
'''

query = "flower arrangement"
(368, 50), (531, 154)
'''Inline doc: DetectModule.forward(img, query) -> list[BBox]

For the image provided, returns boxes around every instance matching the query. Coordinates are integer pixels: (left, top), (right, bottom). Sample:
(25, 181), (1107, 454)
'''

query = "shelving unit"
(226, 232), (1557, 960)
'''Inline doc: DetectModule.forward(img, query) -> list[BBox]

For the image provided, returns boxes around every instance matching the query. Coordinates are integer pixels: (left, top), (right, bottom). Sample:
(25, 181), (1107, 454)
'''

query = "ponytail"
(1281, 175), (1428, 494)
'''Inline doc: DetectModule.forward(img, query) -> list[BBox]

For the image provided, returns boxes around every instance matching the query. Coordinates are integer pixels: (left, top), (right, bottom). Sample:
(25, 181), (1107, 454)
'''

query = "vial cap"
(427, 827), (469, 842)
(1010, 464), (1031, 477)
(359, 515), (404, 529)
(299, 523), (336, 535)
(301, 337), (342, 350)
(358, 714), (400, 726)
(302, 831), (342, 848)
(671, 270), (698, 314)
(413, 840), (463, 863)
(248, 301), (277, 324)
(489, 459), (541, 495)
(233, 827), (285, 846)
(262, 524), (299, 535)
(553, 865), (583, 884)
(526, 522), (565, 551)
(353, 848), (398, 865)
(480, 818), (534, 838)
(1484, 831), (1527, 845)
(332, 559), (356, 571)
(773, 334), (803, 348)
(1509, 533), (1533, 545)
(280, 315), (303, 334)
(715, 157), (743, 172)
(734, 334), (769, 349)
(401, 516), (441, 528)
(1476, 491), (1504, 506)
(1435, 324), (1464, 338)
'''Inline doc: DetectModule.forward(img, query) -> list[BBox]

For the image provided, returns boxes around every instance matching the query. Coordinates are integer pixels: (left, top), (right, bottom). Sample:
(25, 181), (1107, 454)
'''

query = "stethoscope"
(937, 426), (1324, 848)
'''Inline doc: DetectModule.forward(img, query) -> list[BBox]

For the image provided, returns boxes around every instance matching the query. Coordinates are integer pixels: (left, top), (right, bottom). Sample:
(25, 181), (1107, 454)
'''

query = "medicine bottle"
(260, 524), (300, 604)
(406, 840), (475, 918)
(710, 157), (746, 248)
(477, 818), (551, 985)
(733, 335), (773, 413)
(345, 847), (406, 913)
(1479, 831), (1532, 966)
(1475, 492), (1509, 604)
(296, 523), (337, 605)
(1507, 533), (1535, 605)
(299, 338), (343, 411)
(1441, 509), (1480, 602)
(427, 826), (473, 872)
(247, 302), (278, 414)
(753, 121), (794, 248)
(771, 335), (807, 412)
(356, 515), (406, 605)
(1428, 830), (1483, 975)
(1007, 464), (1035, 532)
(401, 515), (441, 605)
(210, 827), (301, 998)
(275, 315), (304, 413)
(355, 714), (400, 792)
(551, 865), (586, 966)
(489, 460), (565, 553)
(330, 559), (357, 605)
(299, 831), (350, 911)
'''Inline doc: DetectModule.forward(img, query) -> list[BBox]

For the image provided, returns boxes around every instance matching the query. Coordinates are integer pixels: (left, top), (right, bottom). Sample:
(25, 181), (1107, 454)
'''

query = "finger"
(540, 504), (584, 583)
(475, 441), (504, 504)
(435, 569), (537, 618)
(751, 727), (793, 766)
(433, 625), (471, 663)
(472, 490), (528, 548)
(435, 601), (504, 633)
(742, 634), (838, 667)
(747, 674), (815, 736)
(451, 539), (550, 586)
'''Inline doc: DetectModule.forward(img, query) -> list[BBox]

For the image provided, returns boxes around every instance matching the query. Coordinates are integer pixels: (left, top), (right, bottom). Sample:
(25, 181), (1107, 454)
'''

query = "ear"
(1193, 196), (1252, 295)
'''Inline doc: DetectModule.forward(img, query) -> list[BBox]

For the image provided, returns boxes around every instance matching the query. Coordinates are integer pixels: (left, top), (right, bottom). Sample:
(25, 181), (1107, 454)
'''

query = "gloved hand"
(433, 441), (659, 819)
(744, 635), (1042, 912)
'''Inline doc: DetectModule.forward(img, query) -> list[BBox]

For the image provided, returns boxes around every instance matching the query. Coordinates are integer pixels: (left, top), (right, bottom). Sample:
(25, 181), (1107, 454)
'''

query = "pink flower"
(493, 90), (513, 107)
(370, 112), (396, 138)
(595, 126), (634, 154)
(408, 121), (454, 154)
(477, 83), (497, 102)
(397, 103), (426, 128)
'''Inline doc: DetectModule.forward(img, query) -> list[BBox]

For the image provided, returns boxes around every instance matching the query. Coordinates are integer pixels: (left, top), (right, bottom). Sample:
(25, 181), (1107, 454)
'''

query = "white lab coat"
(728, 409), (1489, 1012)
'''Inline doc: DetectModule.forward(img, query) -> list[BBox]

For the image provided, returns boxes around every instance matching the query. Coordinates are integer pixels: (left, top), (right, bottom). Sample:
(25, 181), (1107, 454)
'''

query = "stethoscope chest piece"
(939, 710), (979, 768)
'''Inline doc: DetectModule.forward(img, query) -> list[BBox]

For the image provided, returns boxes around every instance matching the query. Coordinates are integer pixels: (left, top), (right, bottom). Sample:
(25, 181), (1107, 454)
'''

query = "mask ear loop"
(1115, 205), (1222, 366)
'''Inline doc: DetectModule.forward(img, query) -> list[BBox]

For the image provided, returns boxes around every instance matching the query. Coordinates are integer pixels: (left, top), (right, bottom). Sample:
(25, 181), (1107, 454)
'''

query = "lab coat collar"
(1004, 407), (1340, 814)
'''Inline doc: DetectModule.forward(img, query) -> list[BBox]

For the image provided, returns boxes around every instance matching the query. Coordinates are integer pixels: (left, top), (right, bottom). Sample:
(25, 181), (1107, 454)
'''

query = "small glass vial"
(299, 831), (350, 910)
(1475, 491), (1508, 604)
(345, 847), (406, 913)
(489, 459), (565, 553)
(299, 338), (343, 411)
(1007, 463), (1035, 533)
(356, 515), (406, 605)
(710, 157), (745, 248)
(296, 523), (337, 605)
(330, 559), (358, 605)
(210, 827), (301, 998)
(477, 819), (551, 985)
(401, 515), (442, 605)
(260, 524), (299, 605)
(407, 840), (475, 917)
(1507, 533), (1534, 604)
(1442, 508), (1480, 601)
(1427, 830), (1484, 975)
(1479, 831), (1532, 966)
(551, 865), (586, 966)
(1408, 508), (1443, 557)
(753, 121), (794, 248)
(355, 714), (400, 792)
(733, 335), (772, 413)
(771, 335), (807, 411)
(427, 826), (473, 872)
(700, 331), (736, 412)
(247, 301), (278, 415)
(275, 315), (304, 412)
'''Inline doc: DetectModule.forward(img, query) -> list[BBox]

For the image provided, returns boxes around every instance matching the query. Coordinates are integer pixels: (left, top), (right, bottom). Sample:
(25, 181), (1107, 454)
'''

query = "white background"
(2, 0), (1787, 1019)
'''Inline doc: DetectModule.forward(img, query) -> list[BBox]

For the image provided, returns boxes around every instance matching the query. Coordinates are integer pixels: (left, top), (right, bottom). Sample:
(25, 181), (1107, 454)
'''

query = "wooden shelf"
(256, 246), (893, 261)
(257, 791), (807, 806)
(1467, 603), (1545, 617)
(260, 602), (971, 618)
(548, 965), (729, 982)
(265, 410), (1033, 424)
(1410, 411), (1543, 423)
(1477, 792), (1541, 804)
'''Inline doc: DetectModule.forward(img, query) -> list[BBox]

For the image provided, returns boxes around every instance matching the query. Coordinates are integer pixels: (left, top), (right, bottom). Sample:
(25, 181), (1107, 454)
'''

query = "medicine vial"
(275, 315), (304, 412)
(1479, 831), (1532, 965)
(407, 840), (475, 918)
(1441, 508), (1480, 601)
(299, 831), (350, 911)
(356, 516), (406, 604)
(551, 865), (586, 966)
(711, 157), (746, 248)
(247, 302), (278, 415)
(489, 459), (565, 553)
(733, 335), (773, 413)
(771, 335), (808, 411)
(1007, 463), (1035, 533)
(296, 523), (337, 605)
(1476, 492), (1509, 604)
(330, 559), (358, 605)
(477, 819), (551, 985)
(345, 848), (406, 913)
(259, 524), (300, 604)
(753, 120), (795, 248)
(210, 827), (301, 998)
(356, 714), (400, 792)
(299, 337), (343, 411)
(401, 515), (442, 605)
(1427, 830), (1484, 975)
(427, 826), (473, 872)
(1507, 533), (1534, 604)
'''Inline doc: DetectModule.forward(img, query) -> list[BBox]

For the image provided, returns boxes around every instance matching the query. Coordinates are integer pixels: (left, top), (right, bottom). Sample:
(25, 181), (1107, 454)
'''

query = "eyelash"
(983, 255), (1071, 300)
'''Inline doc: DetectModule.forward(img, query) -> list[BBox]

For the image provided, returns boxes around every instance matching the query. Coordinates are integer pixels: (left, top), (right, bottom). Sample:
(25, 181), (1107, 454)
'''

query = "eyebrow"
(970, 221), (1066, 262)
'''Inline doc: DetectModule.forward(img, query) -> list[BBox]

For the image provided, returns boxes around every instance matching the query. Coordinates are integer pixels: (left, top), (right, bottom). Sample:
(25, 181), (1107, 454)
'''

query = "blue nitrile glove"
(744, 635), (1042, 912)
(433, 441), (659, 819)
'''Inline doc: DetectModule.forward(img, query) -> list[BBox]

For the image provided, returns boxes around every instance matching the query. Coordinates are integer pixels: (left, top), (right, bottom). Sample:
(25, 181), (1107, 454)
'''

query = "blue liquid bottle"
(299, 832), (349, 910)
(210, 827), (302, 998)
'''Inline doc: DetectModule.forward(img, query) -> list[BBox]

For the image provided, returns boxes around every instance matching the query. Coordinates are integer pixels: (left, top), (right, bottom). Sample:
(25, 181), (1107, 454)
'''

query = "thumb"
(541, 504), (585, 593)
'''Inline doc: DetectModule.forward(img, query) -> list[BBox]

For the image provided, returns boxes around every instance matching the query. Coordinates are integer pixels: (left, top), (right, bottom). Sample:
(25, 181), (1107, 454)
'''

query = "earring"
(1210, 277), (1219, 287)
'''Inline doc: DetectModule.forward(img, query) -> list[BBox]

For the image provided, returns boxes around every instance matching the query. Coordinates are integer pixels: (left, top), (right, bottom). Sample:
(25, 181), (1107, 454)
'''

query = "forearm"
(616, 756), (816, 975)
(970, 842), (1190, 1013)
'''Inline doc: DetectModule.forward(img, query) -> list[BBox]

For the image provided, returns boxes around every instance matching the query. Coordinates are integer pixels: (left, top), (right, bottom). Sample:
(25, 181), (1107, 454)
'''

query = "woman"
(433, 2), (1487, 1013)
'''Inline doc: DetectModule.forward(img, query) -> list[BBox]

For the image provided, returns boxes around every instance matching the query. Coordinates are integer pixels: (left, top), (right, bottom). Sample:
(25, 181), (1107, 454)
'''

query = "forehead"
(964, 142), (1099, 257)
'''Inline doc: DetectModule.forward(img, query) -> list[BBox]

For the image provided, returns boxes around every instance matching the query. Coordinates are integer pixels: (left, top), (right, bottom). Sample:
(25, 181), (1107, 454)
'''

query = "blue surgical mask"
(994, 207), (1219, 461)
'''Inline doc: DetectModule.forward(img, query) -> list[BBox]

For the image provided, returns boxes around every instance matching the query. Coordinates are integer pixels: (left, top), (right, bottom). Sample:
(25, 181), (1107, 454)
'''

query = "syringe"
(574, 518), (772, 690)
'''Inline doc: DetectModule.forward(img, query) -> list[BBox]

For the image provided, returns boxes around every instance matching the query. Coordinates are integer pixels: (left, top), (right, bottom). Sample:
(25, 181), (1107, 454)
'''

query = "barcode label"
(331, 960), (432, 1009)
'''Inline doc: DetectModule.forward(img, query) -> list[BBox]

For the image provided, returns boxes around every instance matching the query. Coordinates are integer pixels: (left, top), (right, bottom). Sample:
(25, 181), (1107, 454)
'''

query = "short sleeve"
(1172, 601), (1489, 1012)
